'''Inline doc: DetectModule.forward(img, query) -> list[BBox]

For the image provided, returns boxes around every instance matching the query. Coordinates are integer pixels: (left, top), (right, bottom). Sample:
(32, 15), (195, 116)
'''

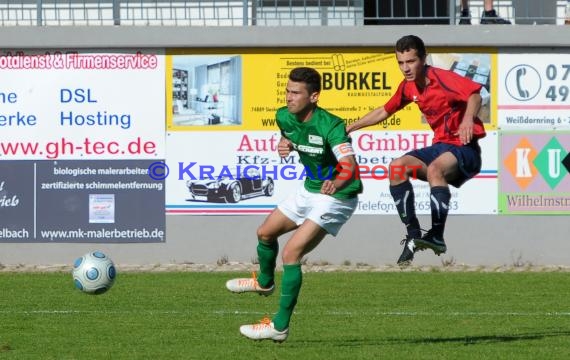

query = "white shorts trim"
(277, 185), (357, 236)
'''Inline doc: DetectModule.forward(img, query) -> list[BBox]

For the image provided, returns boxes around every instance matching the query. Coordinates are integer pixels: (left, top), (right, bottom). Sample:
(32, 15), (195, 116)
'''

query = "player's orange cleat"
(225, 272), (275, 296)
(239, 317), (289, 342)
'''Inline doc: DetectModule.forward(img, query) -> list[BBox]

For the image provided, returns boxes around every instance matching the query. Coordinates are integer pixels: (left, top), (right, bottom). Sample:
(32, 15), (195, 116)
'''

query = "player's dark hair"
(289, 67), (321, 94)
(395, 35), (427, 60)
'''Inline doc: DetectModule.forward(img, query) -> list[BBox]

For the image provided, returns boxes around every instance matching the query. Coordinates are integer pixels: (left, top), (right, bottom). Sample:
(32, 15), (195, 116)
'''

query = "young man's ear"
(310, 92), (319, 103)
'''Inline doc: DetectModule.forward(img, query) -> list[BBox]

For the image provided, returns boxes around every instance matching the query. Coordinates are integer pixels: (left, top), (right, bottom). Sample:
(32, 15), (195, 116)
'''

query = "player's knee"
(389, 158), (408, 182)
(281, 248), (300, 264)
(426, 163), (446, 180)
(256, 226), (272, 242)
(389, 157), (405, 168)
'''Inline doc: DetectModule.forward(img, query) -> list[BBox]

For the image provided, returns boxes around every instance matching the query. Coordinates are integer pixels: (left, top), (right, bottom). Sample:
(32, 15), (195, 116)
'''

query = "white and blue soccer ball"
(72, 251), (116, 294)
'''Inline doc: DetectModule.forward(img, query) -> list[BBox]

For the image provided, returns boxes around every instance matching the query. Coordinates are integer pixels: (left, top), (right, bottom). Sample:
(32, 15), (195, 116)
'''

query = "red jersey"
(384, 66), (486, 146)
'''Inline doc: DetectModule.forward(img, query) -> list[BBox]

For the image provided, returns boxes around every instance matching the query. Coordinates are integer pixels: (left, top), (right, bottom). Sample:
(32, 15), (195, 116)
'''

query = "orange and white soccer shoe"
(225, 272), (275, 296)
(239, 317), (289, 342)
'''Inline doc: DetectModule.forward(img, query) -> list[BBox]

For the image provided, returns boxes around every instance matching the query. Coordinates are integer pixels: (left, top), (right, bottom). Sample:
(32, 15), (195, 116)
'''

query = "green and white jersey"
(276, 106), (363, 199)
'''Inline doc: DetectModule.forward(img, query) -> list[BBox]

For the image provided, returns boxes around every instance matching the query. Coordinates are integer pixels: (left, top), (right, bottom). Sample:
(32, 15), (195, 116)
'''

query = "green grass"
(1, 271), (570, 359)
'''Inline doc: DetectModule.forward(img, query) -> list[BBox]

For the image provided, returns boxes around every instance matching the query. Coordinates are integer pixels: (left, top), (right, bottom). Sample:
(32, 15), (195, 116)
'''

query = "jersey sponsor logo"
(308, 135), (323, 145)
(332, 142), (355, 160)
(297, 144), (323, 155)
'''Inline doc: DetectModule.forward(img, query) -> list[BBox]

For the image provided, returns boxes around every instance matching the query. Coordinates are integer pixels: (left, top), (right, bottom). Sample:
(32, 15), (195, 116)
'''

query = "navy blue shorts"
(405, 141), (482, 188)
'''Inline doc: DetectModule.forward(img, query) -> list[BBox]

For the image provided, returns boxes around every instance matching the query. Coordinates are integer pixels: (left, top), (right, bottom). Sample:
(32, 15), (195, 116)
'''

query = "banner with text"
(0, 49), (165, 160)
(0, 49), (166, 242)
(166, 50), (496, 131)
(497, 53), (570, 130)
(165, 131), (498, 215)
(499, 132), (570, 214)
(0, 160), (165, 243)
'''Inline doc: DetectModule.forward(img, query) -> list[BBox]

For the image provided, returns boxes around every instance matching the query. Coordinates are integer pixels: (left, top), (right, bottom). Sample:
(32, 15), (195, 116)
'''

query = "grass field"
(1, 270), (570, 359)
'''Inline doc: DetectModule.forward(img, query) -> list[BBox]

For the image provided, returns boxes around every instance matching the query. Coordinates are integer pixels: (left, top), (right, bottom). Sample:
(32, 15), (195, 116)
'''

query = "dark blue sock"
(390, 181), (421, 238)
(430, 186), (451, 238)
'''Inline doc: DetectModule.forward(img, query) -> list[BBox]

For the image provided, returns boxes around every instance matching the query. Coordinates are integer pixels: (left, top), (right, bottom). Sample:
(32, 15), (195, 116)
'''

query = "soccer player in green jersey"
(226, 67), (363, 342)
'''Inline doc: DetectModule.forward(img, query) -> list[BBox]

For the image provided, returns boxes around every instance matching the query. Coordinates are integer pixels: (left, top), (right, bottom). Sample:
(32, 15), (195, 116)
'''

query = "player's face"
(286, 80), (318, 117)
(396, 49), (425, 82)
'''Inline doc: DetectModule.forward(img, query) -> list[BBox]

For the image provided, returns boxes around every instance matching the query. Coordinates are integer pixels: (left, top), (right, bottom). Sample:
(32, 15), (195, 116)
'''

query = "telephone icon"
(516, 67), (530, 99)
(506, 64), (540, 101)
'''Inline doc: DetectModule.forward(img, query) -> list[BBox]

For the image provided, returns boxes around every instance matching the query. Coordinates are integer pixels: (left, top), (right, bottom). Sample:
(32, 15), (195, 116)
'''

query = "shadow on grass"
(394, 330), (570, 346)
(296, 330), (570, 347)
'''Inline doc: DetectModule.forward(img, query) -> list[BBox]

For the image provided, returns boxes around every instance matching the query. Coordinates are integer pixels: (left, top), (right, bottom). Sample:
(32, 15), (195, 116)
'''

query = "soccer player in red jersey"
(346, 35), (486, 266)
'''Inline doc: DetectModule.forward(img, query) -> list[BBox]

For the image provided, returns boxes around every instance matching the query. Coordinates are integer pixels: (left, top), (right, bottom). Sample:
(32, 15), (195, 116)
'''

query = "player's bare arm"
(346, 106), (391, 134)
(456, 93), (482, 145)
(278, 137), (293, 158)
(320, 155), (358, 195)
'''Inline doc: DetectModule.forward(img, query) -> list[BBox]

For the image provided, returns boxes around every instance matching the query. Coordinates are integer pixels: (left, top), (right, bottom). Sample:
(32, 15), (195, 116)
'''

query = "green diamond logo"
(533, 137), (568, 189)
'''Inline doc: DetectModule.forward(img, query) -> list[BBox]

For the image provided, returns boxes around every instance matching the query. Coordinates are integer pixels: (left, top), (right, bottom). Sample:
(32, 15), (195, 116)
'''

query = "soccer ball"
(72, 251), (116, 294)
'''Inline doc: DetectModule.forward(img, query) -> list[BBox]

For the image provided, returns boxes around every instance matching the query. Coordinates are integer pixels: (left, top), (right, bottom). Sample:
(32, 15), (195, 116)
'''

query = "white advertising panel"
(0, 50), (166, 243)
(0, 50), (165, 160)
(498, 53), (570, 130)
(165, 131), (498, 215)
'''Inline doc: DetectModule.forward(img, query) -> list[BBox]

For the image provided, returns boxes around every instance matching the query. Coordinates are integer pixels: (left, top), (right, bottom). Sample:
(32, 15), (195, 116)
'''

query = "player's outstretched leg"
(225, 272), (275, 296)
(391, 181), (422, 266)
(239, 317), (289, 342)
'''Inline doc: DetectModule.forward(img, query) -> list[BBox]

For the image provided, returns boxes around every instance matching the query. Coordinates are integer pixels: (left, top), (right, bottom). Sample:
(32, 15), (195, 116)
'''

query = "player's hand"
(278, 137), (293, 158)
(456, 117), (474, 145)
(320, 180), (337, 195)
